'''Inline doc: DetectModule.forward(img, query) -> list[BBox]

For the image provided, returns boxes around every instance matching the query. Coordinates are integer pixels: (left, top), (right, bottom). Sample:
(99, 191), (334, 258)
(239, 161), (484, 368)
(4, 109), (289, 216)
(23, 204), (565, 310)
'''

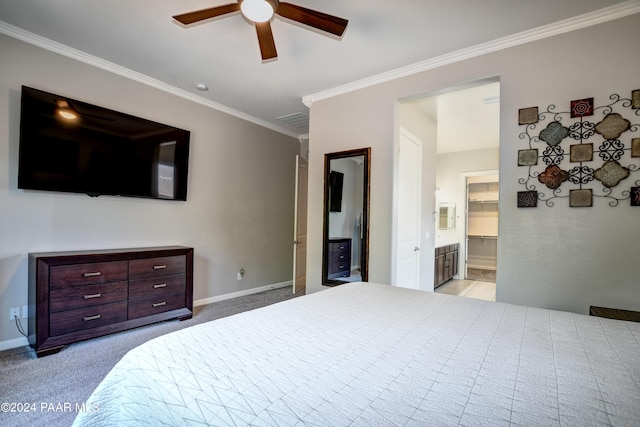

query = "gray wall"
(0, 34), (299, 348)
(307, 13), (640, 315)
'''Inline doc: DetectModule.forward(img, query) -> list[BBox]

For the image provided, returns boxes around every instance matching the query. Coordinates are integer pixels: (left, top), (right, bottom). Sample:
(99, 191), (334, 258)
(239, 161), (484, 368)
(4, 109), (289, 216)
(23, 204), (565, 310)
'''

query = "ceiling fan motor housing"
(240, 0), (279, 23)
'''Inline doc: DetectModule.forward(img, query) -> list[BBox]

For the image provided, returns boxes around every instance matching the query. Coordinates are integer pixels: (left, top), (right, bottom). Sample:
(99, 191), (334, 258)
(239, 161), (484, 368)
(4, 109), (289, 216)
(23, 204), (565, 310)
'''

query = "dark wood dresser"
(589, 306), (640, 322)
(327, 238), (351, 279)
(28, 246), (193, 357)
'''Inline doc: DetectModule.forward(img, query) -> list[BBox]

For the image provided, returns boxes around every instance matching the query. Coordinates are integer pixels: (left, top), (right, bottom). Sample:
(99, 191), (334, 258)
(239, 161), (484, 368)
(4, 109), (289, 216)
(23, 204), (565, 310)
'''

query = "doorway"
(423, 80), (500, 296)
(396, 78), (499, 296)
(465, 173), (499, 282)
(293, 155), (307, 294)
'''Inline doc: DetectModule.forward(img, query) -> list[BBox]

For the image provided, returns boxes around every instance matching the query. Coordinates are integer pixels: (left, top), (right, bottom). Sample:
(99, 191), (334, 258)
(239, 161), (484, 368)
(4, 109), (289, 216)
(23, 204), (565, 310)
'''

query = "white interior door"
(395, 129), (422, 289)
(292, 155), (308, 294)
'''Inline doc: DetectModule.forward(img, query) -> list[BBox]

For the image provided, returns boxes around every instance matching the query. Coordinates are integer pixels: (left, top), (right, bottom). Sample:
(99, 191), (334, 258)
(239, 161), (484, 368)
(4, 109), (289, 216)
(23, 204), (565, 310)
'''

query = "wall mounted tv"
(18, 86), (190, 201)
(329, 170), (344, 212)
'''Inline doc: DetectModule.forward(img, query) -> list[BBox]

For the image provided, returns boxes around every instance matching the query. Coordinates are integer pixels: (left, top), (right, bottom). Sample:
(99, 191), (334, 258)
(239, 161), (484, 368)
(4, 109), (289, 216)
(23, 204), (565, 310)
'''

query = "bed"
(73, 282), (640, 426)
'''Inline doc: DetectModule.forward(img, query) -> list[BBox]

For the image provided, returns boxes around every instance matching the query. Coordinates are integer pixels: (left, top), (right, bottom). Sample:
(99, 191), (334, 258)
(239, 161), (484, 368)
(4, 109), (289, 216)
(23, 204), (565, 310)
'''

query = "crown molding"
(0, 21), (300, 139)
(302, 1), (640, 107)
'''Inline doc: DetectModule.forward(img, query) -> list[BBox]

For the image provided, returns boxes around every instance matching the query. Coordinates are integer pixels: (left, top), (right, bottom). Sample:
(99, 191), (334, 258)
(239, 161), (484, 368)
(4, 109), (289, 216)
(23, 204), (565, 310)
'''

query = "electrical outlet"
(9, 307), (20, 321)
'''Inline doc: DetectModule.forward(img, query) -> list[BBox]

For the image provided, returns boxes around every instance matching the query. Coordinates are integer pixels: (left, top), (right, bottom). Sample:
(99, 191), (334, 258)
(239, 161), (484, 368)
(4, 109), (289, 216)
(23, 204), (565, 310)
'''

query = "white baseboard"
(193, 280), (293, 307)
(0, 281), (293, 352)
(0, 336), (29, 352)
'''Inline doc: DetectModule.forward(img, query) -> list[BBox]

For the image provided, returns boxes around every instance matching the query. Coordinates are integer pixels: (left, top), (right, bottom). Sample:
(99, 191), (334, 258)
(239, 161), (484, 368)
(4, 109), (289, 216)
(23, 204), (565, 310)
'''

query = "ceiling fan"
(172, 0), (348, 60)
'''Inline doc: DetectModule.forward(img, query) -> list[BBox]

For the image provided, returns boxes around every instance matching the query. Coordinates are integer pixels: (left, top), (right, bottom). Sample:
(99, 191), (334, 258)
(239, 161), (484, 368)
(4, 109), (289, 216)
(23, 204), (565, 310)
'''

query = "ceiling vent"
(276, 112), (309, 131)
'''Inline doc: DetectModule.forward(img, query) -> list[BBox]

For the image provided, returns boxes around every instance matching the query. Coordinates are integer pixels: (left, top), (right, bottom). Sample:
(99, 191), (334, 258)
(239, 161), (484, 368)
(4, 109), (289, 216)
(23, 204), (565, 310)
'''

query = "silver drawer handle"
(153, 283), (167, 289)
(339, 264), (345, 269)
(83, 272), (102, 277)
(153, 265), (167, 270)
(83, 293), (102, 299)
(83, 314), (101, 321)
(339, 255), (345, 259)
(152, 301), (167, 308)
(339, 246), (345, 250)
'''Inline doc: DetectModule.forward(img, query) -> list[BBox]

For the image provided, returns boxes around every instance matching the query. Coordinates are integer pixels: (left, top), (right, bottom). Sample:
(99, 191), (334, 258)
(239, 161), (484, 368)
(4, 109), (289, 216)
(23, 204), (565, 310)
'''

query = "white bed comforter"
(73, 282), (640, 426)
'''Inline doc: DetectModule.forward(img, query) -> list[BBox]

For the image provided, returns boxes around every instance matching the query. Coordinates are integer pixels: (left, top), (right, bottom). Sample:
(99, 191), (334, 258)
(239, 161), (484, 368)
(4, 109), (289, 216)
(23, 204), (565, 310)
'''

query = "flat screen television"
(18, 86), (191, 201)
(329, 170), (344, 212)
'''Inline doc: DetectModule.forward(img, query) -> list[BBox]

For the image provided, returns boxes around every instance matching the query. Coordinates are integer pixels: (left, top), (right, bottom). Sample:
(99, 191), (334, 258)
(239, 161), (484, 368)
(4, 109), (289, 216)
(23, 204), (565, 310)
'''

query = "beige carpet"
(0, 286), (300, 427)
(465, 267), (496, 282)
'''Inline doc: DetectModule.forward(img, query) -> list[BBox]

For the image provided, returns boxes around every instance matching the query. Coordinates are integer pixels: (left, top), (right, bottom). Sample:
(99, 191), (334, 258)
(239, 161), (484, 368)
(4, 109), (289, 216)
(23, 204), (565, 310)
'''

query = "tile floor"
(435, 279), (496, 302)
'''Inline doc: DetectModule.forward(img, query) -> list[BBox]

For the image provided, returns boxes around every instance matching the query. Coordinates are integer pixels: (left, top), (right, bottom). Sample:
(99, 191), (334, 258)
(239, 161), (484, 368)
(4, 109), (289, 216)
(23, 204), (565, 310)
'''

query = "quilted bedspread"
(73, 282), (640, 426)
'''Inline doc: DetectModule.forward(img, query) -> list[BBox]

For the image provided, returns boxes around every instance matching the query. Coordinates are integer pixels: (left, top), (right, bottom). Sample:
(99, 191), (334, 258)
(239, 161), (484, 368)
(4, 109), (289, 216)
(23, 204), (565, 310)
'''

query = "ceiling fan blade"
(255, 21), (277, 60)
(276, 2), (348, 37)
(173, 3), (240, 25)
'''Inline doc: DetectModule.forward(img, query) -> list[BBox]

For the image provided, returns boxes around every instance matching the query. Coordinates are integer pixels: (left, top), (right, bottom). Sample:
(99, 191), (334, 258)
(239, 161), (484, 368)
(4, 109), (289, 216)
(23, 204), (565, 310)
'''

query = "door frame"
(460, 169), (499, 280)
(292, 155), (308, 294)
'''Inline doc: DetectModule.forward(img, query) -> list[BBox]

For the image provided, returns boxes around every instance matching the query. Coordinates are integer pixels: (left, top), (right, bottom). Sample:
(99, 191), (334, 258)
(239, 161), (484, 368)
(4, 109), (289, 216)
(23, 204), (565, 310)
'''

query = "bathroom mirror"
(322, 147), (370, 286)
(438, 202), (456, 230)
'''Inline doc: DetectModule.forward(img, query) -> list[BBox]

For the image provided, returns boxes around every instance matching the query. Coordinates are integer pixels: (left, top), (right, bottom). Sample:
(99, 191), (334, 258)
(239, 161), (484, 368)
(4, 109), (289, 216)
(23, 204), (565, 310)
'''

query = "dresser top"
(29, 246), (192, 260)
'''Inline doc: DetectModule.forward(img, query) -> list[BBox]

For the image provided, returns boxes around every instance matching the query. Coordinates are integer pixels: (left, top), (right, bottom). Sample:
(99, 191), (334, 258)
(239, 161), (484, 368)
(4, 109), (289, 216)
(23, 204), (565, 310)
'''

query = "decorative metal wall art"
(517, 90), (640, 207)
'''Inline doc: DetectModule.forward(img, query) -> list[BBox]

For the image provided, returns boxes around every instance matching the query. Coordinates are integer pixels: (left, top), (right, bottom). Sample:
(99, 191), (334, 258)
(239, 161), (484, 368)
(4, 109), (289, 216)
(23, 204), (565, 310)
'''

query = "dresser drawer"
(331, 250), (349, 262)
(129, 256), (185, 279)
(50, 281), (128, 313)
(331, 260), (350, 274)
(49, 261), (128, 288)
(331, 243), (350, 254)
(50, 301), (128, 336)
(128, 292), (186, 320)
(129, 274), (186, 299)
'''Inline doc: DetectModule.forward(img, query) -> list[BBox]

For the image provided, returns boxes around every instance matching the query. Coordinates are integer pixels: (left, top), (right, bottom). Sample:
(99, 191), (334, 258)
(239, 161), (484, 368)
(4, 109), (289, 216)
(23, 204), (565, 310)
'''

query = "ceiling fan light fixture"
(173, 0), (347, 60)
(241, 0), (277, 23)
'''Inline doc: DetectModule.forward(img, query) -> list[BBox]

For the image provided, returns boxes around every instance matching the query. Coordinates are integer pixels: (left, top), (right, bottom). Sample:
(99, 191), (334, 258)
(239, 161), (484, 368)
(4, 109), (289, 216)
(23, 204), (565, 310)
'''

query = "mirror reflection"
(438, 202), (456, 230)
(323, 148), (370, 286)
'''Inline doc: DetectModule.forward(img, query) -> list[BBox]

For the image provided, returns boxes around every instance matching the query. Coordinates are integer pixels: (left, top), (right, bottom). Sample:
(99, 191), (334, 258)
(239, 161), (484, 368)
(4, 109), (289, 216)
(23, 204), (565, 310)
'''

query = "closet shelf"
(467, 179), (499, 272)
(469, 199), (499, 203)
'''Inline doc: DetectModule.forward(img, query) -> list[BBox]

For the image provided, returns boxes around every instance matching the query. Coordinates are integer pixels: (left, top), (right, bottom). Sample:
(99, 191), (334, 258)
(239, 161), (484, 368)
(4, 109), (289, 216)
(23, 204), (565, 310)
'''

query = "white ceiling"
(417, 81), (500, 154)
(0, 0), (635, 137)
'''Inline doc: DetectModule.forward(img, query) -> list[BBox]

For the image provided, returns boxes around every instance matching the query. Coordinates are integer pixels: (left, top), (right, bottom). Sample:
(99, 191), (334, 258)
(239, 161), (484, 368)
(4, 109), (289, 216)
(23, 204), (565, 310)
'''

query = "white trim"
(0, 21), (299, 139)
(2, 3), (637, 137)
(0, 336), (29, 352)
(302, 1), (640, 107)
(193, 280), (293, 307)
